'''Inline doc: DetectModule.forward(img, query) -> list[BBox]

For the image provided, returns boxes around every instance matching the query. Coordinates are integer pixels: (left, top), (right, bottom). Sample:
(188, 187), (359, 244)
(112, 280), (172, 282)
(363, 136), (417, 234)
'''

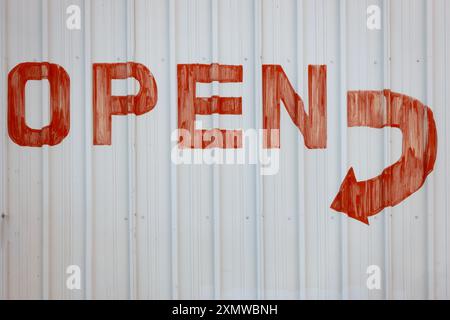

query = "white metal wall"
(0, 0), (449, 299)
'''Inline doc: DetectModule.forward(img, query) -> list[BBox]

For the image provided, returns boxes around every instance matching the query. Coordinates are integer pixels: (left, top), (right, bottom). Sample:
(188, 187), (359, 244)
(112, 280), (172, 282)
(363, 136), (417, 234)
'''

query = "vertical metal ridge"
(382, 0), (392, 300)
(168, 0), (179, 300)
(296, 0), (307, 300)
(126, 0), (137, 300)
(0, 0), (7, 301)
(273, 0), (280, 297)
(41, 0), (50, 300)
(445, 0), (450, 299)
(425, 0), (435, 300)
(339, 0), (349, 300)
(323, 0), (329, 298)
(253, 0), (264, 300)
(211, 0), (221, 300)
(83, 0), (93, 300)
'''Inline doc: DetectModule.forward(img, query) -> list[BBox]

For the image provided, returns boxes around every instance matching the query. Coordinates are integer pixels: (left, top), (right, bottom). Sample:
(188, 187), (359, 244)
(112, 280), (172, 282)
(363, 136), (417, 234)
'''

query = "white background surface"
(0, 0), (449, 299)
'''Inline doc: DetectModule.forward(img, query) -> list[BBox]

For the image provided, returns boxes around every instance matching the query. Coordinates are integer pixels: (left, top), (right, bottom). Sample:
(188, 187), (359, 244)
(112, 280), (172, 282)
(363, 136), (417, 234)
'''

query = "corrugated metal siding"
(0, 0), (449, 299)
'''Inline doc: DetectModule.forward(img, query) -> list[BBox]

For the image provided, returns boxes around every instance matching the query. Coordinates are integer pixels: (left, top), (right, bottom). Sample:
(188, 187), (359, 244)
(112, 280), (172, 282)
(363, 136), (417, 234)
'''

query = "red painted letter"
(8, 62), (70, 147)
(177, 63), (243, 148)
(262, 65), (327, 148)
(331, 90), (438, 224)
(93, 62), (158, 145)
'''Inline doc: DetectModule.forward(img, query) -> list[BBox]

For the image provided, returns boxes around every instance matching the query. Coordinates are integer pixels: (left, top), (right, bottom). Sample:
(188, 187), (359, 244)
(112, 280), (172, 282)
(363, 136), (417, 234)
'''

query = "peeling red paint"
(8, 62), (70, 146)
(262, 65), (327, 149)
(93, 62), (158, 145)
(331, 89), (438, 224)
(177, 63), (243, 148)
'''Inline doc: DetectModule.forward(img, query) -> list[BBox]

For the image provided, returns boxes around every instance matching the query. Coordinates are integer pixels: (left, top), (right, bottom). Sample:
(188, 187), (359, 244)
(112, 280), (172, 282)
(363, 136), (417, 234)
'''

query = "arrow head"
(330, 168), (369, 225)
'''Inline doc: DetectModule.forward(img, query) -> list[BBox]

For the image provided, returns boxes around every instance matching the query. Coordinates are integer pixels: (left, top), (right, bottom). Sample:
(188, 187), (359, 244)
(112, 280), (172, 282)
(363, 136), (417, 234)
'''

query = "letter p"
(93, 62), (157, 145)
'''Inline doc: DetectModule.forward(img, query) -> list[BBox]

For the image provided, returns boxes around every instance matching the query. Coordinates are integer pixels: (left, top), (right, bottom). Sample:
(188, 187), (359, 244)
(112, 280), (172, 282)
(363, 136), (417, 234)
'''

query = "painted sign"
(5, 61), (437, 224)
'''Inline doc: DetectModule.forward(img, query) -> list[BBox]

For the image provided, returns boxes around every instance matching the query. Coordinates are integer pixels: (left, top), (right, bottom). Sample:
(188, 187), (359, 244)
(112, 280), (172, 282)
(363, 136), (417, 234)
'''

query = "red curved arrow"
(331, 89), (437, 225)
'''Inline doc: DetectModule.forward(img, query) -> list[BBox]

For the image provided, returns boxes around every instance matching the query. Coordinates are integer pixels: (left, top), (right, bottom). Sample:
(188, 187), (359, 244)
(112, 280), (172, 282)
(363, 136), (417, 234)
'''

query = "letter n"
(262, 65), (326, 148)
